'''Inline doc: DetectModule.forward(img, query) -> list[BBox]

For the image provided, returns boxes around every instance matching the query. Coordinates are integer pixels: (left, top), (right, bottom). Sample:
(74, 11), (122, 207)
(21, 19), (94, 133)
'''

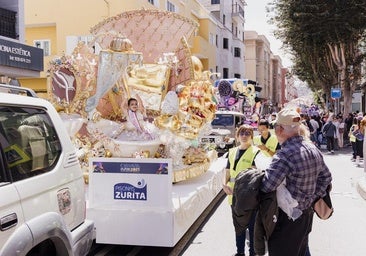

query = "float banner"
(88, 157), (172, 209)
(0, 38), (44, 71)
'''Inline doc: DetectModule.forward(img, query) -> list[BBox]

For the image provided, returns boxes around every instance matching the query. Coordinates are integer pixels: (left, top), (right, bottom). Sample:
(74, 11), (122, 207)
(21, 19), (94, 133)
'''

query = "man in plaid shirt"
(261, 108), (332, 256)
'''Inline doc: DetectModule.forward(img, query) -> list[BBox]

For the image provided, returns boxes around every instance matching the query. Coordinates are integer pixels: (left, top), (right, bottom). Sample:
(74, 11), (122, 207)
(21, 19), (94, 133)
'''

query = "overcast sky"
(245, 0), (293, 67)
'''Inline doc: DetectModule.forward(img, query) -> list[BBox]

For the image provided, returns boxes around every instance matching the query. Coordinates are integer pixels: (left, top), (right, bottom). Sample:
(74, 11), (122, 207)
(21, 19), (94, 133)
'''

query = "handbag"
(353, 130), (364, 141)
(313, 185), (333, 220)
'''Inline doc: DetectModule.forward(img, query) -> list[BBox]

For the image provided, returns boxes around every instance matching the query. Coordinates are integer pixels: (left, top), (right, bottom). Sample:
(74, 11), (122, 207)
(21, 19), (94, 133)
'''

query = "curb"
(357, 177), (366, 200)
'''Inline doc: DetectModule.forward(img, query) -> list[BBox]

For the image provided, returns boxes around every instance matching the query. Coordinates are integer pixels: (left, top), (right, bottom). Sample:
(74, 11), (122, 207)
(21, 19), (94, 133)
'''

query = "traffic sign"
(331, 88), (341, 99)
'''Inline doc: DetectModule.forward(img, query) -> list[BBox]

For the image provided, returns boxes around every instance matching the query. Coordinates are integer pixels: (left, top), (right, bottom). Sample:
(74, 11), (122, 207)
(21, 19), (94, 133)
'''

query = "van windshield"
(211, 114), (234, 126)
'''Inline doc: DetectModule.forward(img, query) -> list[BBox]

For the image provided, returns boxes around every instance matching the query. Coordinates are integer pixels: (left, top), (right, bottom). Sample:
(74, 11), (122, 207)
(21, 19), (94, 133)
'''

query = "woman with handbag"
(349, 117), (358, 161)
(351, 116), (364, 166)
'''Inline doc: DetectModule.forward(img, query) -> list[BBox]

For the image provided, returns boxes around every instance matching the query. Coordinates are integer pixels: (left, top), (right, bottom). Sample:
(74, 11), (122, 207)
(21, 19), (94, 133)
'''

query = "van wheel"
(27, 240), (56, 256)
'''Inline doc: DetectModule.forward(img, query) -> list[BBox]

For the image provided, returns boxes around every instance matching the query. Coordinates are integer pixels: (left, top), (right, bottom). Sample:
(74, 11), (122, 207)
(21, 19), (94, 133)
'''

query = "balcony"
(231, 3), (245, 23)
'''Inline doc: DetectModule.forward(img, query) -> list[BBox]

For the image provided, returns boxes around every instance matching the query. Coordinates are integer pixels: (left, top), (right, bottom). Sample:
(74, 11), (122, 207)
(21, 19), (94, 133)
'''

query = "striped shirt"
(261, 135), (332, 210)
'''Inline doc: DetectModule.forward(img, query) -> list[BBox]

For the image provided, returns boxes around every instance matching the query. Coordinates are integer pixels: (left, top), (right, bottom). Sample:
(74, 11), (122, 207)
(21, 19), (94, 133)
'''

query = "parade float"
(46, 9), (228, 247)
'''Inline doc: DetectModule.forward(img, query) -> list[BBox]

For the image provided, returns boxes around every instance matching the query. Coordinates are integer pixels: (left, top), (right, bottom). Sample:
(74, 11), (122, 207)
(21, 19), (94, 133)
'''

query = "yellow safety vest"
(227, 145), (259, 205)
(253, 134), (279, 157)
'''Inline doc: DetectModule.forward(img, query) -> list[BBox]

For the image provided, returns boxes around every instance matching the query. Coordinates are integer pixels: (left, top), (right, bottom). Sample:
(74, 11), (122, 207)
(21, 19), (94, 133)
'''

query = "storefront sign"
(88, 158), (172, 209)
(0, 38), (43, 71)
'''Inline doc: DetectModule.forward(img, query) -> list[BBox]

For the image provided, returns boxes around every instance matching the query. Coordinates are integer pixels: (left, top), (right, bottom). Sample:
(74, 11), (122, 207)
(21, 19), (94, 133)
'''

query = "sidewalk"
(356, 173), (366, 200)
(320, 145), (366, 201)
(183, 144), (366, 256)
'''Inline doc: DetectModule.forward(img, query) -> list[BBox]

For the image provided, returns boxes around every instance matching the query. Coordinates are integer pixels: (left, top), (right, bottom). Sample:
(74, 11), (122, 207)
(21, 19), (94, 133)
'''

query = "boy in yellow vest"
(253, 119), (280, 157)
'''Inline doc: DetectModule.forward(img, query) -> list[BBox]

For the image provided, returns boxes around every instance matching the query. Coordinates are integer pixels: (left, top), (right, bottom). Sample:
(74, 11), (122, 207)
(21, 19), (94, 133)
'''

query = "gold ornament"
(105, 149), (113, 157)
(109, 35), (134, 52)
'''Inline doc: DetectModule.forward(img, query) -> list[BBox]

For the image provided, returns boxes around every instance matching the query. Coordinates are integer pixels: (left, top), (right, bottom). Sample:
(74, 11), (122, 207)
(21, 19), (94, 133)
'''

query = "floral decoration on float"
(46, 9), (218, 183)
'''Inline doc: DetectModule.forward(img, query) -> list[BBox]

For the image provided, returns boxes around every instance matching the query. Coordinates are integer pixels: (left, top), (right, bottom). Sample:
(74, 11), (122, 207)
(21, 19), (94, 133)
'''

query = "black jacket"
(232, 168), (278, 256)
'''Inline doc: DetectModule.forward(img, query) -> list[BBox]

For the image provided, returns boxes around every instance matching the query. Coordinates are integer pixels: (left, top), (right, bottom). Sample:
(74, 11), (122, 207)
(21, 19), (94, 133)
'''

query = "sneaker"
(351, 158), (356, 162)
(331, 150), (334, 153)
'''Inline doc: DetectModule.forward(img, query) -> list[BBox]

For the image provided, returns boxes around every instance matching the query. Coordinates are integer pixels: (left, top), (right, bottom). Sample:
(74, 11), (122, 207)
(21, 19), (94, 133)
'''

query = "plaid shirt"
(261, 135), (332, 210)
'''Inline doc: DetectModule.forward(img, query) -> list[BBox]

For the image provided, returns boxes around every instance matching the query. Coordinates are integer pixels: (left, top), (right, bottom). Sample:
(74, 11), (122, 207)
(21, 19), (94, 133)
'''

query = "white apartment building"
(198, 0), (246, 78)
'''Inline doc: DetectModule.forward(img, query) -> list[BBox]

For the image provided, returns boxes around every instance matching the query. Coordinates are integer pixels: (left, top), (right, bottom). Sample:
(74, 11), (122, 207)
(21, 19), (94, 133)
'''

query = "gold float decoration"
(47, 9), (218, 183)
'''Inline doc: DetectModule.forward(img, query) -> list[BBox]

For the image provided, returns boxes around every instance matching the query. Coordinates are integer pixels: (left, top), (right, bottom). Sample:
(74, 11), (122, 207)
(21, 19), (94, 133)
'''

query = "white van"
(0, 85), (94, 256)
(200, 111), (246, 156)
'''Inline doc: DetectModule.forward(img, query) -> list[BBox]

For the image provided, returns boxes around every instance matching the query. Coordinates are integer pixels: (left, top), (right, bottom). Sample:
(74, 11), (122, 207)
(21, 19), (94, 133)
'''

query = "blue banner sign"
(331, 88), (341, 99)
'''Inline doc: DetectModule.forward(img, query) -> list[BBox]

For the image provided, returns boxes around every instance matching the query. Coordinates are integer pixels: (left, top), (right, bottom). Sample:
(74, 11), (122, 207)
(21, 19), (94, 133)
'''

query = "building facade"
(198, 0), (246, 78)
(0, 0), (43, 84)
(3, 0), (293, 114)
(244, 30), (292, 113)
(21, 0), (219, 92)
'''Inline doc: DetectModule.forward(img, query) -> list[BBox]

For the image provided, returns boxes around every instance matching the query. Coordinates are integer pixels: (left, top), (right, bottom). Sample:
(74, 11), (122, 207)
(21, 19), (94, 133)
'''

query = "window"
(167, 1), (176, 12)
(234, 73), (241, 78)
(223, 38), (229, 49)
(209, 33), (214, 45)
(34, 40), (51, 56)
(223, 68), (229, 78)
(0, 105), (62, 182)
(234, 47), (241, 57)
(66, 35), (98, 55)
(147, 0), (159, 7)
(223, 14), (226, 25)
(211, 0), (220, 4)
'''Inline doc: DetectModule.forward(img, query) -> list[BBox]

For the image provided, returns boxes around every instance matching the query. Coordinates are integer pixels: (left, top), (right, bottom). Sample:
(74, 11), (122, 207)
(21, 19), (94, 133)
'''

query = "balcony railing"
(232, 3), (244, 21)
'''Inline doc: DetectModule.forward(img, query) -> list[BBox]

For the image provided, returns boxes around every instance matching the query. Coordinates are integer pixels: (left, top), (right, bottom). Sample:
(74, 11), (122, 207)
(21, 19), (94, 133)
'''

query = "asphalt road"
(182, 146), (366, 256)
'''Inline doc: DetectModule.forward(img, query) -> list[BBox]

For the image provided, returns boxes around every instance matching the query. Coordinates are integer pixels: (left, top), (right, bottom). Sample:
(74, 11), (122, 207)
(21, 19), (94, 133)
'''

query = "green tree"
(268, 0), (366, 116)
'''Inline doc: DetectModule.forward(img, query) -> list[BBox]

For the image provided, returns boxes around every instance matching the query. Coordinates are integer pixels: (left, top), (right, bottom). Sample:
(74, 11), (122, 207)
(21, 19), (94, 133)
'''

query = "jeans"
(232, 208), (256, 256)
(326, 136), (335, 151)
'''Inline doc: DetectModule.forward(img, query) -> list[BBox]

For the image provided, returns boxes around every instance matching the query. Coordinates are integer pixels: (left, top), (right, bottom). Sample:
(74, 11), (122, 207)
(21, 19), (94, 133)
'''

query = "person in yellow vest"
(222, 124), (260, 256)
(254, 119), (281, 157)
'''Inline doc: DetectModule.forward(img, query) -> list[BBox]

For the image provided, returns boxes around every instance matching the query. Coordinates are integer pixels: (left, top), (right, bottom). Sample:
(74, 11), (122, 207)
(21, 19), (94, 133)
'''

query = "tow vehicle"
(0, 84), (94, 256)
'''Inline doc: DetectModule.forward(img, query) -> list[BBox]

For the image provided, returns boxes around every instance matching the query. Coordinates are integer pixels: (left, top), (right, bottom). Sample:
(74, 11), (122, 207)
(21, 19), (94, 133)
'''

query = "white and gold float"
(47, 9), (219, 183)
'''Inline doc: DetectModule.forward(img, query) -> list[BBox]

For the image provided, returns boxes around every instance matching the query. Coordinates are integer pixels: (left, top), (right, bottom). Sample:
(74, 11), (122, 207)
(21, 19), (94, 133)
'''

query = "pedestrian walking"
(337, 117), (345, 148)
(353, 116), (365, 166)
(333, 116), (341, 150)
(223, 124), (260, 256)
(309, 115), (319, 146)
(322, 116), (337, 153)
(261, 108), (332, 256)
(349, 117), (358, 161)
